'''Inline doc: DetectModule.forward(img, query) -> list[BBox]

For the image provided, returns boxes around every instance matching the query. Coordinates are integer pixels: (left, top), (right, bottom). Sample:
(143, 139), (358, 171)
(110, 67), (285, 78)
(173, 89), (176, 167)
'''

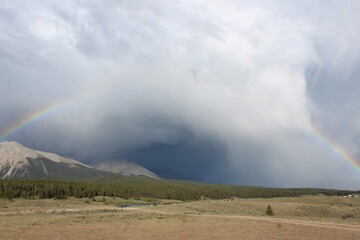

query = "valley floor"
(1, 196), (360, 240)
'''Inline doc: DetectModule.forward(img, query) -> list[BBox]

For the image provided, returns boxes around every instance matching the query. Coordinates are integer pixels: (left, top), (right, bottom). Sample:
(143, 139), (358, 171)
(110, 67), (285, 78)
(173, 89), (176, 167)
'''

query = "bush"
(266, 204), (274, 216)
(341, 214), (354, 219)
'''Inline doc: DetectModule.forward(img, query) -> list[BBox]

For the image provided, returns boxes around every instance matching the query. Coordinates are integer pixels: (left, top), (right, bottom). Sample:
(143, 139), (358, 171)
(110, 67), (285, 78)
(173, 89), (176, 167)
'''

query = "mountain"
(93, 159), (159, 179)
(0, 141), (109, 181)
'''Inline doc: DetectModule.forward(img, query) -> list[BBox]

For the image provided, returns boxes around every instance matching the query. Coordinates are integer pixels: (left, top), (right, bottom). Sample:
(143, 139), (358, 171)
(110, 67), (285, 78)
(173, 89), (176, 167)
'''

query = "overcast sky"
(1, 0), (360, 189)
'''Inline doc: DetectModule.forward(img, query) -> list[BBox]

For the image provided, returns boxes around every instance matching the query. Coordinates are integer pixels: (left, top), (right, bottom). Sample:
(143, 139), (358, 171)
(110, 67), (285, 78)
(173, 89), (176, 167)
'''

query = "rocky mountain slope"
(0, 141), (108, 181)
(93, 159), (159, 179)
(0, 141), (159, 181)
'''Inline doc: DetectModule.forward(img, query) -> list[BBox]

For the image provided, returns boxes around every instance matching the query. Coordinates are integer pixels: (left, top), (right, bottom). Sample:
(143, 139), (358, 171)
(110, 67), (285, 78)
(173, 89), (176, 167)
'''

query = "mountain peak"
(0, 141), (92, 179)
(94, 159), (159, 179)
(0, 141), (41, 165)
(0, 141), (29, 149)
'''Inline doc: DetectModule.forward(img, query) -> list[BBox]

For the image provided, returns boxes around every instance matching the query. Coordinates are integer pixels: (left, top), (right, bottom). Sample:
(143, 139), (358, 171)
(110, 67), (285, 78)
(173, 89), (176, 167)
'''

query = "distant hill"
(93, 159), (159, 179)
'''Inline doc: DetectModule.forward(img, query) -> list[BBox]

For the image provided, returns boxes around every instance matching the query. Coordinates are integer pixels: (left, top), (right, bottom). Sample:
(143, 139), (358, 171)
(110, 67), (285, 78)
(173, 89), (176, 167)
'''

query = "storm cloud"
(1, 0), (360, 189)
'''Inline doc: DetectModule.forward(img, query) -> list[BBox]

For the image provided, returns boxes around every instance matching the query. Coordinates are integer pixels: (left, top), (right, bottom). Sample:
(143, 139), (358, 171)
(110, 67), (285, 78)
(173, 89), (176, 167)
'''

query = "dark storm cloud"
(1, 0), (360, 188)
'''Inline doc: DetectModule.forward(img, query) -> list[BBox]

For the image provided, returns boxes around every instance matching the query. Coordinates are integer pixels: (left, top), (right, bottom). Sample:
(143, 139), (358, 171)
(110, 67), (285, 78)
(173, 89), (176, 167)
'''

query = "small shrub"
(341, 214), (354, 219)
(266, 204), (274, 216)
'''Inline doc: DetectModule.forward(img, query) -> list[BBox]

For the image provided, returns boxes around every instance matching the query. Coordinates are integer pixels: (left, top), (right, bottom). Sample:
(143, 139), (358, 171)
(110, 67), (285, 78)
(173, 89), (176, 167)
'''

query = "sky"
(1, 0), (360, 189)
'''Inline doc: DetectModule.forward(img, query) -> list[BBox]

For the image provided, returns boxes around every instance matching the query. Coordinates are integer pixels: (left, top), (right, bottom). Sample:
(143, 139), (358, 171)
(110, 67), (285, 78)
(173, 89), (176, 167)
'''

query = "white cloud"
(1, 0), (360, 188)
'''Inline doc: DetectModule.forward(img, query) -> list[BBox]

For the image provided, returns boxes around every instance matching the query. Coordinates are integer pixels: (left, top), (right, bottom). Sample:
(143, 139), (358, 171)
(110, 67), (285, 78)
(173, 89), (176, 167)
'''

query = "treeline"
(0, 179), (357, 201)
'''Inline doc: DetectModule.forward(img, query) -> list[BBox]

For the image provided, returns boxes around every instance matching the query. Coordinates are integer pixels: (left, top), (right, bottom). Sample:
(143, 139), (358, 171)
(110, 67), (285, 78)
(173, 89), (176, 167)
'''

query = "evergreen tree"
(266, 204), (274, 216)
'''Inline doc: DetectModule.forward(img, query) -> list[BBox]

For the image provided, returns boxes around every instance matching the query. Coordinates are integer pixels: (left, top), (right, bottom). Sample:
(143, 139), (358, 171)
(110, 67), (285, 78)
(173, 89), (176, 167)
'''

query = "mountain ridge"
(93, 159), (159, 179)
(0, 141), (157, 181)
(0, 141), (94, 179)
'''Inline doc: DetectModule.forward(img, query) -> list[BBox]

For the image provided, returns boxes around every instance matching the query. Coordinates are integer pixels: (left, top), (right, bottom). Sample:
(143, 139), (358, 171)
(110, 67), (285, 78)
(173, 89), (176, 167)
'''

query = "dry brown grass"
(155, 195), (360, 224)
(1, 196), (360, 240)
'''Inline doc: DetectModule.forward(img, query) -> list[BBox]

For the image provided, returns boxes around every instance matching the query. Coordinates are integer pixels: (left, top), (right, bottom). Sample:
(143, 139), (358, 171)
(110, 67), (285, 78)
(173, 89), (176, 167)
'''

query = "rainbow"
(0, 94), (93, 142)
(242, 95), (360, 176)
(299, 123), (360, 175)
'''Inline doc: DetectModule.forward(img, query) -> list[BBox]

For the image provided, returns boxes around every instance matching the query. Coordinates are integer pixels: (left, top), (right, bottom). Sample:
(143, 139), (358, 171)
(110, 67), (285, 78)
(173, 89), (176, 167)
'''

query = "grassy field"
(1, 195), (360, 240)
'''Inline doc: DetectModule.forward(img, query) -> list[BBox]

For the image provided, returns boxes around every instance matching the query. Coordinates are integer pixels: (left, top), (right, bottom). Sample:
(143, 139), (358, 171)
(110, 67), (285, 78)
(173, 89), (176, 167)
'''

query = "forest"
(0, 179), (357, 201)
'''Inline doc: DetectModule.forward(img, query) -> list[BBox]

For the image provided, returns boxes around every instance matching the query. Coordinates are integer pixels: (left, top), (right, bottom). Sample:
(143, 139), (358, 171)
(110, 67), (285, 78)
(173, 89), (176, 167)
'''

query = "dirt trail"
(137, 207), (360, 232)
(204, 214), (360, 232)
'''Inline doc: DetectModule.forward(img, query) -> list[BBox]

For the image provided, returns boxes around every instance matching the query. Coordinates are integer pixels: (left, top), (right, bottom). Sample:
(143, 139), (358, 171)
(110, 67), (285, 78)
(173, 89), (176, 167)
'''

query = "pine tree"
(266, 204), (274, 216)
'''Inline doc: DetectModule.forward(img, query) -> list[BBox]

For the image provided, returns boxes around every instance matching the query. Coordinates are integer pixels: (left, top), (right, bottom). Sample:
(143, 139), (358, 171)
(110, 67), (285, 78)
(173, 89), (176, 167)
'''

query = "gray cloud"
(1, 0), (360, 189)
